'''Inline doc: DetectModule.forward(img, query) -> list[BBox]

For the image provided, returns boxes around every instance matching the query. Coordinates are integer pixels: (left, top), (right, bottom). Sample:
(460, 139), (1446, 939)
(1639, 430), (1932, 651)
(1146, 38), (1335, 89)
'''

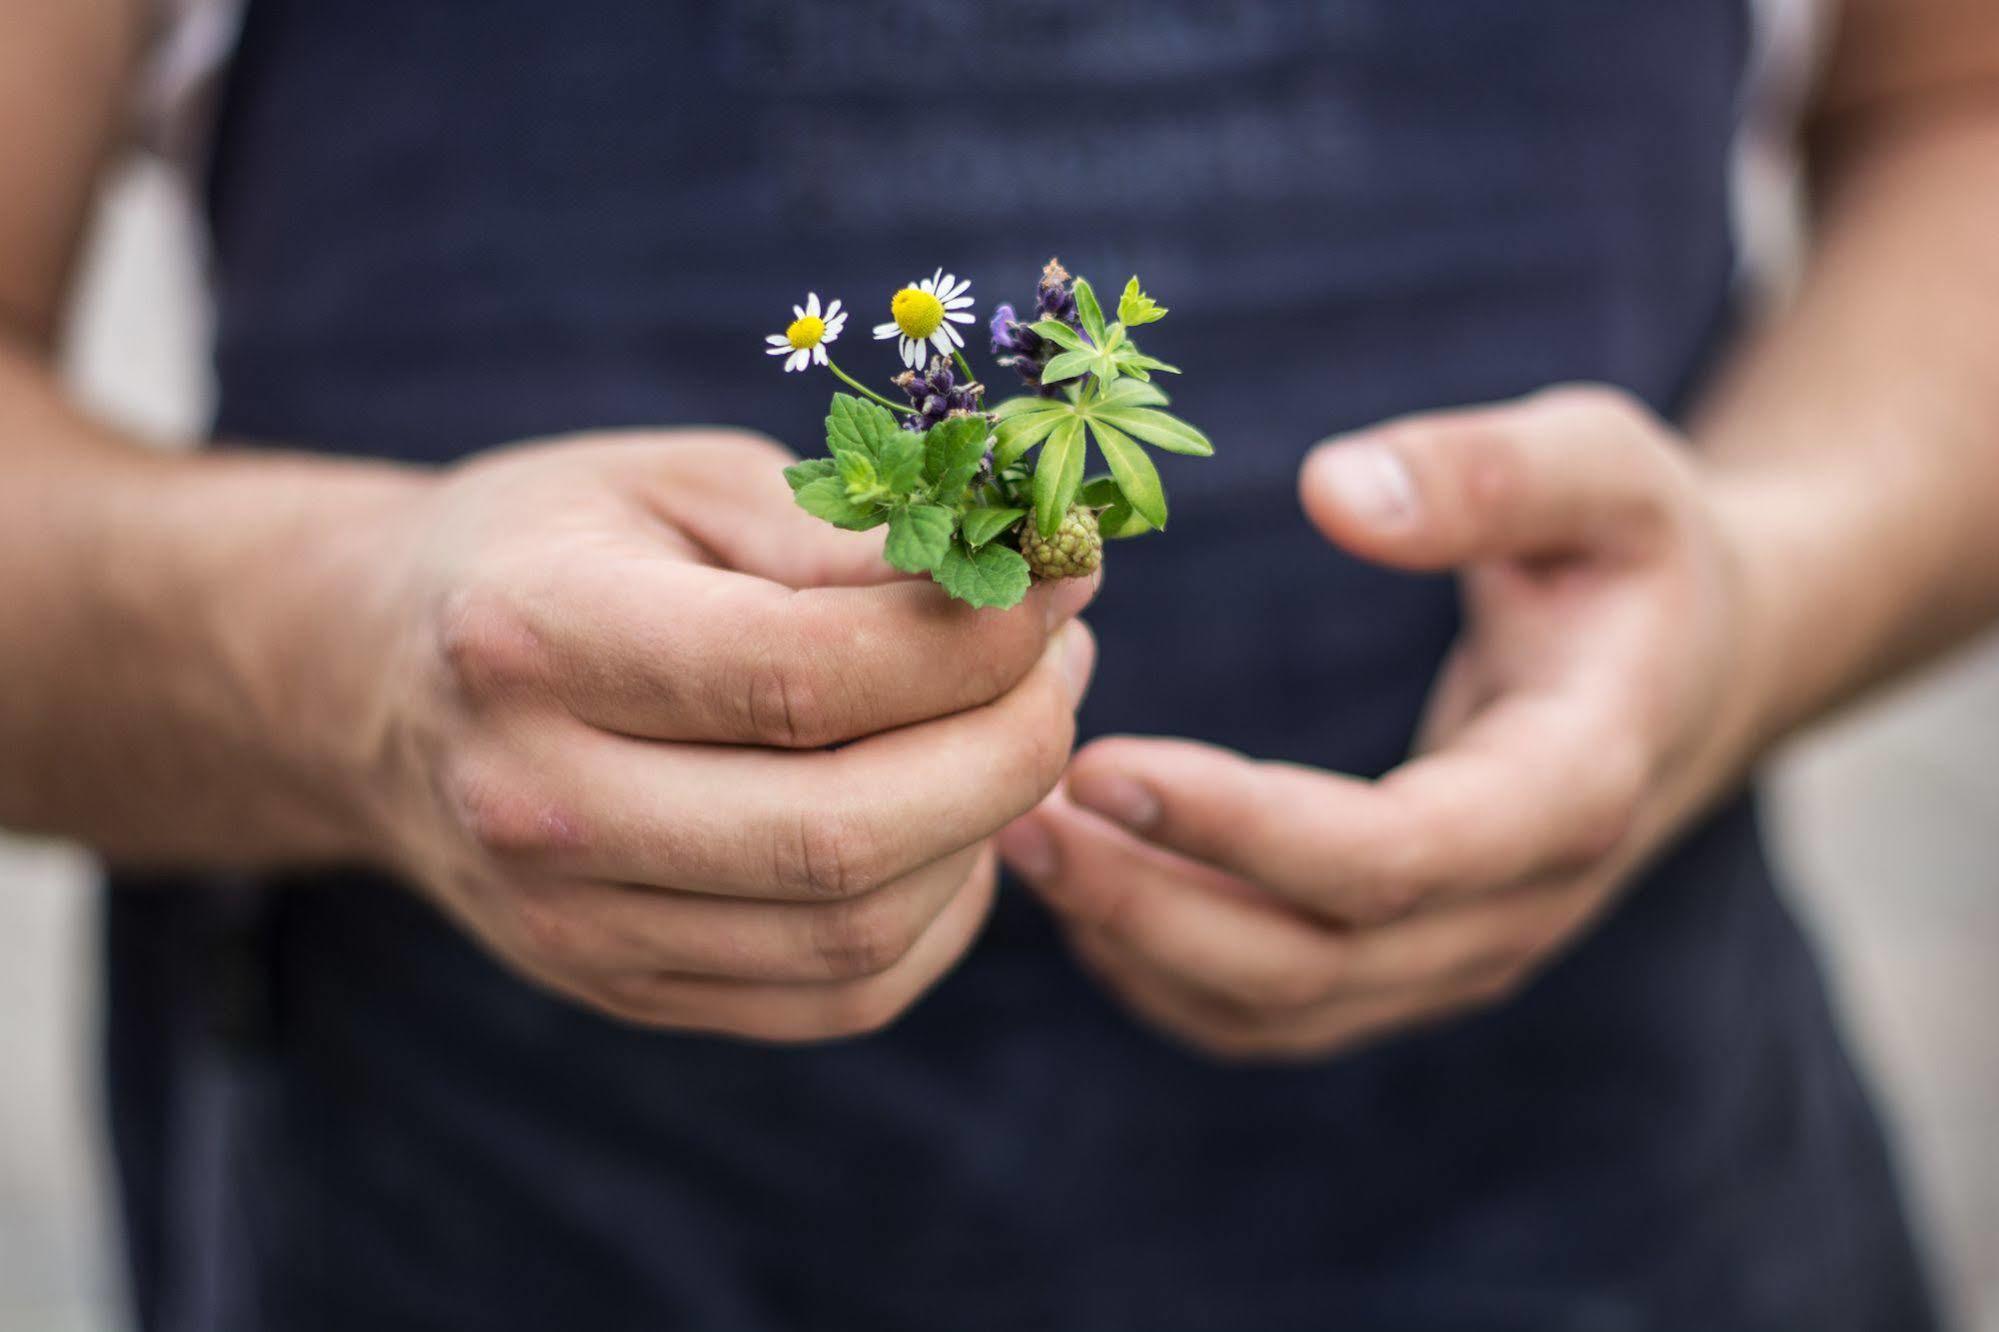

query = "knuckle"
(808, 893), (923, 980)
(451, 767), (579, 862)
(436, 584), (546, 698)
(1564, 741), (1646, 868)
(510, 885), (583, 963)
(772, 807), (885, 900)
(743, 628), (846, 749)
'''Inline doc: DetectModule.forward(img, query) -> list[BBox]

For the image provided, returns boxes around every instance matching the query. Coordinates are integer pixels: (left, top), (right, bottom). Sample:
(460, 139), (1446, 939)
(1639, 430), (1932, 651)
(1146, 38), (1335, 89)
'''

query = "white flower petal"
(767, 344), (792, 356)
(794, 304), (806, 320)
(940, 276), (968, 301)
(813, 343), (829, 366)
(874, 322), (899, 339)
(903, 338), (923, 368)
(825, 312), (847, 335)
(787, 349), (810, 372)
(945, 311), (975, 325)
(805, 292), (821, 318)
(824, 299), (843, 320)
(766, 334), (791, 346)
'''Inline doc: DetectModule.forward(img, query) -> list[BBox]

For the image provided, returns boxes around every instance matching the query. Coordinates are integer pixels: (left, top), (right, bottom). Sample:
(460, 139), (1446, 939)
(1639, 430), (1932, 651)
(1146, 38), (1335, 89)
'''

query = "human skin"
(996, 0), (1999, 1058)
(0, 1), (1098, 1041)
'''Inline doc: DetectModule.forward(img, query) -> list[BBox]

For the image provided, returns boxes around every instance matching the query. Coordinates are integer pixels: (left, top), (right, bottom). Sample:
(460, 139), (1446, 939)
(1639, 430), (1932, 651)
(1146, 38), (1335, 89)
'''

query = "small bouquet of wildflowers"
(766, 259), (1213, 608)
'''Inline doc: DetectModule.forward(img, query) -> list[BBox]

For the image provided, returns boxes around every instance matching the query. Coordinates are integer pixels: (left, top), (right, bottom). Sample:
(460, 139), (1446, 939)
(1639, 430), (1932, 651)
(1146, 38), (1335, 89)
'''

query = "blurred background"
(2, 158), (1995, 1332)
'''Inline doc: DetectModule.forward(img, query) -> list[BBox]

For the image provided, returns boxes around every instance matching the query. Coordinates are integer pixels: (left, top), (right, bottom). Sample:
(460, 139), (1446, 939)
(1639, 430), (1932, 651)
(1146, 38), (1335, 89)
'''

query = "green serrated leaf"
(783, 458), (838, 492)
(1029, 319), (1088, 352)
(922, 415), (988, 501)
(1093, 407), (1213, 457)
(883, 503), (956, 574)
(877, 428), (925, 494)
(794, 476), (885, 531)
(1117, 277), (1168, 326)
(826, 393), (901, 463)
(1033, 416), (1087, 536)
(1039, 348), (1096, 386)
(960, 506), (1027, 548)
(836, 450), (878, 492)
(994, 404), (1071, 469)
(1087, 418), (1168, 529)
(933, 540), (1033, 609)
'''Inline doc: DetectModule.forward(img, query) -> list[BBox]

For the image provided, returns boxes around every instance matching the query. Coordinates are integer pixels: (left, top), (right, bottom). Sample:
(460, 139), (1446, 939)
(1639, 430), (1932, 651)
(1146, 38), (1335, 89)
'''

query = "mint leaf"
(1093, 406), (1213, 456)
(794, 476), (885, 531)
(960, 506), (1026, 549)
(1032, 416), (1086, 536)
(826, 393), (900, 463)
(884, 503), (955, 574)
(1117, 277), (1168, 326)
(1072, 278), (1108, 346)
(877, 427), (925, 495)
(922, 415), (988, 501)
(783, 458), (838, 492)
(1087, 418), (1168, 529)
(934, 540), (1032, 609)
(837, 449), (879, 493)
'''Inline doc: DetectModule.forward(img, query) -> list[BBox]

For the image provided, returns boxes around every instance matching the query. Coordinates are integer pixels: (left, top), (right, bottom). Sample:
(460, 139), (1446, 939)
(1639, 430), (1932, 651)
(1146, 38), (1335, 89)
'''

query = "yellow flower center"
(785, 315), (826, 350)
(891, 287), (945, 340)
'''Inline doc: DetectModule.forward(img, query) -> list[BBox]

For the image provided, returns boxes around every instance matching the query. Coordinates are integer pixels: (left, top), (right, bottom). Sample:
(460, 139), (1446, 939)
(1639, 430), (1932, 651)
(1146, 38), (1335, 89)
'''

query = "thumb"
(1298, 385), (1677, 572)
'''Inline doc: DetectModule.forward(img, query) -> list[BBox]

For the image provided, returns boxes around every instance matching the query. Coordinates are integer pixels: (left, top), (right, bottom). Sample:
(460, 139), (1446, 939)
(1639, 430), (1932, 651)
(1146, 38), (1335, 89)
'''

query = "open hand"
(1000, 387), (1765, 1060)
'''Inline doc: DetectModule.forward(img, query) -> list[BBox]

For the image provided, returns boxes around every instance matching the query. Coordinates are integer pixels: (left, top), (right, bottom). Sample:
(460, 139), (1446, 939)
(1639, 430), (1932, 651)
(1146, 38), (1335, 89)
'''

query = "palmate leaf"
(883, 503), (956, 574)
(1093, 406), (1212, 456)
(1093, 377), (1170, 409)
(994, 401), (1068, 467)
(1032, 416), (1087, 536)
(934, 540), (1032, 609)
(1117, 277), (1168, 326)
(1086, 418), (1168, 529)
(1072, 278), (1109, 346)
(1028, 319), (1088, 353)
(1039, 348), (1097, 386)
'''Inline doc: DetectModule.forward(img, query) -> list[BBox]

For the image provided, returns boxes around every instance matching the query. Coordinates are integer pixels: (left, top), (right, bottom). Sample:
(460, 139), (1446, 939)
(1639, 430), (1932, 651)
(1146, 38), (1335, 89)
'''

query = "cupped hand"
(333, 429), (1096, 1040)
(1000, 386), (1768, 1060)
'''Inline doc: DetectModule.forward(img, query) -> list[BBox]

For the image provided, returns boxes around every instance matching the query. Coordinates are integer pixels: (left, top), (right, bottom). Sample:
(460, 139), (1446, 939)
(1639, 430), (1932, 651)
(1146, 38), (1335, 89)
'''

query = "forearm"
(1695, 108), (1999, 749)
(0, 344), (428, 867)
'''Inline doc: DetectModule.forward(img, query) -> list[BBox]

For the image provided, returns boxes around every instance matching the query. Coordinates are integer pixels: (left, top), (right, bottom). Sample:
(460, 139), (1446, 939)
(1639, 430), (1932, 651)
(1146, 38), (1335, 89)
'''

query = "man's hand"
(1000, 387), (1764, 1060)
(330, 430), (1095, 1041)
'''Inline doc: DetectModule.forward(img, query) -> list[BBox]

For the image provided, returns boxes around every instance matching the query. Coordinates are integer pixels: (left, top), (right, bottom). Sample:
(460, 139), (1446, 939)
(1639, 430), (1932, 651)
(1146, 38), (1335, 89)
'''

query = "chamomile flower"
(873, 269), (977, 369)
(765, 292), (846, 372)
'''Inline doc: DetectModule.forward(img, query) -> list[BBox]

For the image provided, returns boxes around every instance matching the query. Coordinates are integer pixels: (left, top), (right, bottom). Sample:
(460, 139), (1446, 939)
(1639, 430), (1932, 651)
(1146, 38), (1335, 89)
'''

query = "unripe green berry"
(1020, 505), (1102, 580)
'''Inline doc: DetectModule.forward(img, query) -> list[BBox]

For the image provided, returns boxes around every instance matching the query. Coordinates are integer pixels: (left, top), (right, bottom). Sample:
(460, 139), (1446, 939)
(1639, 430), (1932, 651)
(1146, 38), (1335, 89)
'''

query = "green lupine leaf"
(994, 404), (1070, 468)
(1072, 278), (1108, 345)
(1079, 476), (1125, 509)
(783, 458), (838, 492)
(793, 476), (885, 531)
(826, 393), (899, 462)
(1039, 348), (1096, 386)
(1120, 352), (1181, 375)
(1093, 407), (1213, 457)
(1117, 277), (1168, 326)
(1093, 378), (1171, 409)
(1087, 418), (1168, 529)
(960, 506), (1027, 549)
(877, 427), (925, 494)
(922, 414), (988, 500)
(1088, 349), (1123, 386)
(883, 503), (956, 574)
(1033, 417), (1087, 536)
(933, 540), (1032, 609)
(992, 395), (1066, 420)
(1029, 319), (1088, 352)
(1099, 500), (1155, 539)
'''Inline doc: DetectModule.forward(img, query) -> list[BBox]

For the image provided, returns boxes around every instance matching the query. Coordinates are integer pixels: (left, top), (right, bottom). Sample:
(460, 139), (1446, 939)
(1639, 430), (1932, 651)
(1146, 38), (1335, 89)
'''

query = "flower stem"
(825, 358), (914, 415)
(952, 349), (978, 389)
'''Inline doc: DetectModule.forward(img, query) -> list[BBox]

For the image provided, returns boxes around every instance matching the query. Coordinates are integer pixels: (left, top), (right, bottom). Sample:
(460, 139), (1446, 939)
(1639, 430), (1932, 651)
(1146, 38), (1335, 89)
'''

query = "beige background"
(1, 160), (1994, 1330)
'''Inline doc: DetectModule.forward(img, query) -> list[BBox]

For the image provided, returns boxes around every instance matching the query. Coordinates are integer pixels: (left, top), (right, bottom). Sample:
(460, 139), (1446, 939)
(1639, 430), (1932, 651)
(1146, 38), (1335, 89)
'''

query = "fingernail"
(996, 818), (1058, 880)
(1042, 572), (1099, 632)
(1311, 438), (1418, 529)
(1059, 621), (1097, 707)
(1071, 773), (1159, 831)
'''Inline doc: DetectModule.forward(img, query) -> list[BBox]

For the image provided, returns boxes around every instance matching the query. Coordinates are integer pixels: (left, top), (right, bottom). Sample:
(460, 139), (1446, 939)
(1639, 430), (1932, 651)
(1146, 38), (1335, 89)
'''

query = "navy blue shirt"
(108, 2), (1937, 1328)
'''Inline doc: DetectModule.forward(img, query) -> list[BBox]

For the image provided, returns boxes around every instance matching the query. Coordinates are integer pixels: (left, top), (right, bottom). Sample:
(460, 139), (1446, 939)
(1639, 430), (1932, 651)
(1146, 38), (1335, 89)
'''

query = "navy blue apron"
(107, 2), (1938, 1328)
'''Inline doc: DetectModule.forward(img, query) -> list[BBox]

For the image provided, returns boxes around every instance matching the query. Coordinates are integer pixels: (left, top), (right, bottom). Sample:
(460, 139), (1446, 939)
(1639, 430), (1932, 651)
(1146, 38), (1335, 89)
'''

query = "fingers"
(1300, 385), (1686, 571)
(508, 842), (985, 984)
(450, 550), (1097, 748)
(1057, 699), (1641, 923)
(461, 623), (1096, 899)
(576, 848), (1000, 1042)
